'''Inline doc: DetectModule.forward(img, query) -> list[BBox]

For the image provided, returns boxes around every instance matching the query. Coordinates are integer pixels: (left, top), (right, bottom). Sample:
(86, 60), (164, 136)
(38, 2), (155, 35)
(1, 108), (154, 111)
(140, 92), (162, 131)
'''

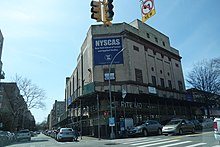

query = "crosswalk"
(114, 137), (207, 147)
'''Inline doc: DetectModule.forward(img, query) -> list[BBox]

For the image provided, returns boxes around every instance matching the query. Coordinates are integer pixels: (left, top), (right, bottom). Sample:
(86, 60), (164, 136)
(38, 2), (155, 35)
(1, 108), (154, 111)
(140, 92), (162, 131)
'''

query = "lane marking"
(137, 139), (179, 147)
(185, 143), (207, 147)
(160, 141), (192, 147)
(131, 138), (171, 146)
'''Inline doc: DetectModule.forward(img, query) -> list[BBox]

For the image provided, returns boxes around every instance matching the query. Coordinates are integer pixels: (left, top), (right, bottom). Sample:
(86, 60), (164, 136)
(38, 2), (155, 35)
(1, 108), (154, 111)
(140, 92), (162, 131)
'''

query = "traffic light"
(106, 0), (114, 21)
(90, 1), (102, 22)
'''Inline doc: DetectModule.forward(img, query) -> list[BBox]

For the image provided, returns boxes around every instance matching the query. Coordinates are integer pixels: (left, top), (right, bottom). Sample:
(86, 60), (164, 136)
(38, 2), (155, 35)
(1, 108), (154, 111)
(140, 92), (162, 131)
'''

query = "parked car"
(190, 119), (202, 130)
(202, 118), (213, 129)
(56, 128), (76, 142)
(162, 119), (195, 135)
(16, 129), (31, 141)
(214, 118), (220, 144)
(127, 120), (163, 137)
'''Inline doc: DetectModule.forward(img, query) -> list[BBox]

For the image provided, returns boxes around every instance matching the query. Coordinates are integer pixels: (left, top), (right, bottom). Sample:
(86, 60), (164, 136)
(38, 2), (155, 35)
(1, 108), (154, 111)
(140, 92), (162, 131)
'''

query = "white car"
(56, 128), (77, 142)
(16, 129), (31, 141)
(214, 118), (220, 144)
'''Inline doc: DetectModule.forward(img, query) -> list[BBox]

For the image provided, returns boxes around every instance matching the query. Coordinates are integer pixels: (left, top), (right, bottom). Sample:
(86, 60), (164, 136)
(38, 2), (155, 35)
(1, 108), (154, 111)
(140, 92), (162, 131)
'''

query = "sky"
(0, 0), (219, 123)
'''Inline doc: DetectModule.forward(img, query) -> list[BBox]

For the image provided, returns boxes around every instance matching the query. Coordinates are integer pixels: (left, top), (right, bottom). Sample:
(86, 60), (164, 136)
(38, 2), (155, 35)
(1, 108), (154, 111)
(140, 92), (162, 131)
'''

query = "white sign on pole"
(122, 89), (127, 99)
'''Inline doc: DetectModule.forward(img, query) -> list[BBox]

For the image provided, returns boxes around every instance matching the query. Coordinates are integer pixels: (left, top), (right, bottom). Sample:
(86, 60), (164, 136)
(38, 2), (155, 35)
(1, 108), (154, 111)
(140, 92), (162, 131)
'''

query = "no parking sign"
(141, 0), (156, 22)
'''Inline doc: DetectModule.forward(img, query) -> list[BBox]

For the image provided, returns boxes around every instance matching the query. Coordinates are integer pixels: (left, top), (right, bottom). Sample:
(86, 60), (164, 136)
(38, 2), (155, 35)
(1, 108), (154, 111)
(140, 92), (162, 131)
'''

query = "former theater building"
(64, 20), (204, 138)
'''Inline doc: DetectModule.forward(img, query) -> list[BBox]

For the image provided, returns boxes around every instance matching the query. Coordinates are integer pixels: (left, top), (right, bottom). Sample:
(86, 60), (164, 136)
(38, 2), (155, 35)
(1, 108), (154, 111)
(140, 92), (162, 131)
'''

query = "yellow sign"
(141, 0), (156, 23)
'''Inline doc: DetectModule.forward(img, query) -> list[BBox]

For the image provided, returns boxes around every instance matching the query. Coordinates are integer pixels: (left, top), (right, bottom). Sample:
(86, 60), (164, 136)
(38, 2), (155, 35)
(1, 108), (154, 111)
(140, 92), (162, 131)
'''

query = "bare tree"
(13, 74), (46, 110)
(187, 57), (220, 117)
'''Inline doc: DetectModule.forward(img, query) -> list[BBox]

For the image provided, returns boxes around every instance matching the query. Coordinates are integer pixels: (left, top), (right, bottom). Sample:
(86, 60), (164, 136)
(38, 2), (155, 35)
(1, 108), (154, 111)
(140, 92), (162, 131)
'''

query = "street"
(5, 131), (220, 147)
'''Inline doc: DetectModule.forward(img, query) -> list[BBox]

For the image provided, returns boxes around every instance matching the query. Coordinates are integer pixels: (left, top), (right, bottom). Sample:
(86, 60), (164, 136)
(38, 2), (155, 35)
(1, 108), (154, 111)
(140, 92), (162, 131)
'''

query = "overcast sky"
(0, 0), (219, 123)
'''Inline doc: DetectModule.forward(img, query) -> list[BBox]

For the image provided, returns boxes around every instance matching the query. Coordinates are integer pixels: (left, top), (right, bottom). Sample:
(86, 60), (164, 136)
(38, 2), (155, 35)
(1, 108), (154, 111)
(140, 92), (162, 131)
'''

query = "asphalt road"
(6, 131), (220, 147)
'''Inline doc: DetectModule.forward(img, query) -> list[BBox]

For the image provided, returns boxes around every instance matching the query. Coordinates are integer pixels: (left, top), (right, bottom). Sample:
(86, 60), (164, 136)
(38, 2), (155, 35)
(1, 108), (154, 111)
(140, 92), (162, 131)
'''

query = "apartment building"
(49, 100), (65, 129)
(64, 19), (204, 138)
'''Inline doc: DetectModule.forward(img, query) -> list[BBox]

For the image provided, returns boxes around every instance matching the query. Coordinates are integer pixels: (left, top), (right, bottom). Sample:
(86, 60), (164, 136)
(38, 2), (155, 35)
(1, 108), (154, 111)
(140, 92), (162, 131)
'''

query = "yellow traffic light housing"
(103, 0), (114, 26)
(90, 1), (102, 22)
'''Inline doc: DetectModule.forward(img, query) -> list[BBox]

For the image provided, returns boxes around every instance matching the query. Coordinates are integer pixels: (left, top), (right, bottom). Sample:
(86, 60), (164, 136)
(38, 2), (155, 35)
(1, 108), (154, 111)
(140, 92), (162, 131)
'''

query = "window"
(175, 63), (179, 67)
(152, 76), (156, 86)
(151, 67), (154, 71)
(155, 37), (158, 43)
(160, 70), (163, 74)
(104, 68), (115, 81)
(163, 41), (166, 46)
(178, 81), (183, 91)
(147, 33), (150, 38)
(160, 78), (165, 88)
(133, 45), (139, 52)
(168, 80), (172, 89)
(135, 68), (143, 83)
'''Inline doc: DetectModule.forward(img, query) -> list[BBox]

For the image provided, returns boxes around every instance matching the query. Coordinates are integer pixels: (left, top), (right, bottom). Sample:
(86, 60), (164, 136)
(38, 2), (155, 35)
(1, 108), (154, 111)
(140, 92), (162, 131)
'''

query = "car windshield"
(167, 120), (181, 125)
(61, 128), (73, 132)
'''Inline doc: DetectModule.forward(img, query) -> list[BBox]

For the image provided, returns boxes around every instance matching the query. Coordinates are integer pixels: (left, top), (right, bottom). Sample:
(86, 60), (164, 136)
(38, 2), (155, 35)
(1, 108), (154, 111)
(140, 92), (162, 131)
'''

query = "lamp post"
(108, 47), (125, 139)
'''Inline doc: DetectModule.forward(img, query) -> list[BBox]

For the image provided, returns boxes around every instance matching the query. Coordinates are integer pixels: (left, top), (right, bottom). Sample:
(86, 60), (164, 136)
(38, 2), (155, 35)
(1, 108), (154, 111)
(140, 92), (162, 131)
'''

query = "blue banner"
(93, 37), (123, 65)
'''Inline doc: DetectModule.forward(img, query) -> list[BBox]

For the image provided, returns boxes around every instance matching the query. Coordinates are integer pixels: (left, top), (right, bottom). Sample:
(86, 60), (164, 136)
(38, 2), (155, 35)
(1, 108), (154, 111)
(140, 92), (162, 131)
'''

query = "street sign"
(141, 0), (156, 22)
(109, 117), (115, 126)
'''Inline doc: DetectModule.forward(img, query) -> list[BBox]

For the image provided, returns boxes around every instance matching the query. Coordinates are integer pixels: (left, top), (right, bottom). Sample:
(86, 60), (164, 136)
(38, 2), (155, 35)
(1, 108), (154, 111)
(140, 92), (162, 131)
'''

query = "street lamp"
(108, 47), (125, 139)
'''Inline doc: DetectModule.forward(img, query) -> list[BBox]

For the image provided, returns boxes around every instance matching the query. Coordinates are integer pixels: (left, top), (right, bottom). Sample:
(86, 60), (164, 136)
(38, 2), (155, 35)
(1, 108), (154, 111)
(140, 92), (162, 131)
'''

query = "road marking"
(159, 141), (192, 147)
(137, 139), (179, 147)
(118, 137), (156, 143)
(131, 138), (170, 146)
(185, 143), (207, 147)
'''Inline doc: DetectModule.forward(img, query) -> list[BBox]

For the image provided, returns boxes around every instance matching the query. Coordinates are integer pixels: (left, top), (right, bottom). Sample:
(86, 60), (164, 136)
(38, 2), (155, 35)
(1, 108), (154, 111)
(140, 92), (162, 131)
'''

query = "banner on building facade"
(93, 37), (123, 65)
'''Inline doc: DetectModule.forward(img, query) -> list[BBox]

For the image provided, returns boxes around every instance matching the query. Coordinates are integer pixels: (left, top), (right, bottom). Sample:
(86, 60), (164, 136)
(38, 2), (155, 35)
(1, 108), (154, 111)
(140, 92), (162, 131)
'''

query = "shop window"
(135, 68), (143, 83)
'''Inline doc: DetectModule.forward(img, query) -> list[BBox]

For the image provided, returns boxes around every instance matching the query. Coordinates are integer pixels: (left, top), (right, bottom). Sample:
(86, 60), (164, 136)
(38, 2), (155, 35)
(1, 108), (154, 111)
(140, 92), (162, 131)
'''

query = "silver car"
(127, 120), (163, 137)
(56, 128), (75, 142)
(162, 119), (195, 135)
(16, 129), (31, 141)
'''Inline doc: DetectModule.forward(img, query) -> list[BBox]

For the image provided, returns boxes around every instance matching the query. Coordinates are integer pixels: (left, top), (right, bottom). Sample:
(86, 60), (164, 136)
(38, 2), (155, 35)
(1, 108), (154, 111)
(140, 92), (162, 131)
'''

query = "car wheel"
(158, 129), (162, 135)
(179, 129), (183, 135)
(143, 129), (148, 137)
